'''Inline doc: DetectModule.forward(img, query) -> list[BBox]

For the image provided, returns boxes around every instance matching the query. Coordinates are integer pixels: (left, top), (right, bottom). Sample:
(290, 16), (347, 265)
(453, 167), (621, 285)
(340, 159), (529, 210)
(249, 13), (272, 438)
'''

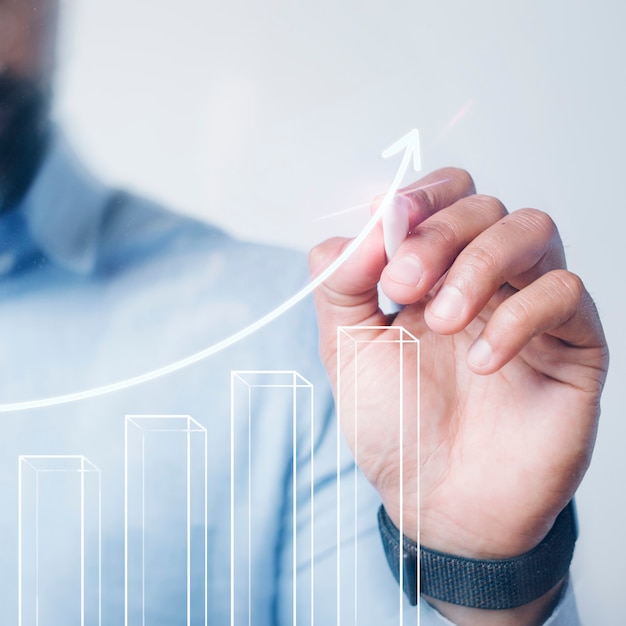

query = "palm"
(345, 292), (601, 556)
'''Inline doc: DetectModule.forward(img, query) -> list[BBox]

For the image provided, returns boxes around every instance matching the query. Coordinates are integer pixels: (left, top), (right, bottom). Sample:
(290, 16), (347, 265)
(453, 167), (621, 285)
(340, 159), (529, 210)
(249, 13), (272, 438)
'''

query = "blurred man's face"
(0, 0), (58, 210)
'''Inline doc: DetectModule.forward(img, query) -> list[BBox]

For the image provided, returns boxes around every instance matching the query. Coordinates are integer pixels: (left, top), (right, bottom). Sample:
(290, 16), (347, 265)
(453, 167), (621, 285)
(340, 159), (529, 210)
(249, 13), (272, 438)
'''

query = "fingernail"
(386, 255), (423, 287)
(430, 285), (464, 320)
(392, 194), (411, 212)
(467, 338), (493, 368)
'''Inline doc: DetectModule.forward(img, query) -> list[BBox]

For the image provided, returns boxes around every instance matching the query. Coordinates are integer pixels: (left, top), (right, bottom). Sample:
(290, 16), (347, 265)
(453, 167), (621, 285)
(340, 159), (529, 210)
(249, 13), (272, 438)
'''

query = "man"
(0, 1), (411, 624)
(0, 1), (608, 625)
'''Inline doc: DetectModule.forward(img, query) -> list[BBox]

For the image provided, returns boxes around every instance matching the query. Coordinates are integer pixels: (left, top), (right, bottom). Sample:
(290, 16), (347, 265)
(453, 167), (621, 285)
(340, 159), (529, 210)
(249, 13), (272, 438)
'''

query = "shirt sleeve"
(542, 578), (581, 626)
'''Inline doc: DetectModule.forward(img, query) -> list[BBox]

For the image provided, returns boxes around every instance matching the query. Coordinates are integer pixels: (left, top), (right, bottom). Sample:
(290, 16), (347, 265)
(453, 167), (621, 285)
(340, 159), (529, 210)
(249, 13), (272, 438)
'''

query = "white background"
(53, 1), (625, 622)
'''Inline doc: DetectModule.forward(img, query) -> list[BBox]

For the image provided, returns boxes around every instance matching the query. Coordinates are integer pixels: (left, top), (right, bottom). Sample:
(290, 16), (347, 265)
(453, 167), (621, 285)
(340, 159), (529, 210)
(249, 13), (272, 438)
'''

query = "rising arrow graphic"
(0, 130), (423, 412)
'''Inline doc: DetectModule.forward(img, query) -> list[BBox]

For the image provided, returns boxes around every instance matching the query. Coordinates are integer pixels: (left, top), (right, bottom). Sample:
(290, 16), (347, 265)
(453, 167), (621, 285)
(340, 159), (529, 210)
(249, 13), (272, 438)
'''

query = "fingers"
(381, 194), (508, 304)
(422, 208), (566, 334)
(377, 194), (606, 378)
(313, 169), (607, 384)
(374, 167), (476, 229)
(311, 167), (477, 330)
(466, 269), (608, 383)
(399, 167), (477, 227)
(379, 205), (565, 331)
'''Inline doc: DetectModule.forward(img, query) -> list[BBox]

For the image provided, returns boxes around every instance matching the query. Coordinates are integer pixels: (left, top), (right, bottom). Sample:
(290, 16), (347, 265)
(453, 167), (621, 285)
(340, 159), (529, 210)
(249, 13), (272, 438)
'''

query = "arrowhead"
(381, 128), (421, 171)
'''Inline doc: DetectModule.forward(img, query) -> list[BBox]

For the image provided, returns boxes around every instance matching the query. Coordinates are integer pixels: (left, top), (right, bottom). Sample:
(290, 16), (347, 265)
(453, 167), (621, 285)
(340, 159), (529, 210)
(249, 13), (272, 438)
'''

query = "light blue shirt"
(0, 133), (578, 624)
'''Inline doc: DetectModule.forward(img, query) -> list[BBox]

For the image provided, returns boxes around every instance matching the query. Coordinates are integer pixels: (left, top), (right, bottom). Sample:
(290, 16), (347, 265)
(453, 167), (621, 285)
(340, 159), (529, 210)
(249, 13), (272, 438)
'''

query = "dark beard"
(0, 75), (51, 213)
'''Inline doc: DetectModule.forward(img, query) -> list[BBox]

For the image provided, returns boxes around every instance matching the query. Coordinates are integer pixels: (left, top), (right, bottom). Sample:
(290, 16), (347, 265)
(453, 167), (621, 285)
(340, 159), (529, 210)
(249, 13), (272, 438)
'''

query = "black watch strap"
(377, 501), (578, 609)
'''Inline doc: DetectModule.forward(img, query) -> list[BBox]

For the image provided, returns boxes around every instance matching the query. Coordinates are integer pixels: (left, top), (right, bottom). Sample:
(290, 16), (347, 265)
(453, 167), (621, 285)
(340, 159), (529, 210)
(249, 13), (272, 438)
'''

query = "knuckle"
(308, 237), (343, 271)
(461, 245), (501, 278)
(308, 248), (320, 271)
(548, 269), (586, 302)
(419, 219), (462, 248)
(410, 186), (435, 216)
(513, 208), (558, 240)
(466, 194), (508, 219)
(440, 167), (476, 195)
(499, 295), (533, 326)
(308, 242), (326, 267)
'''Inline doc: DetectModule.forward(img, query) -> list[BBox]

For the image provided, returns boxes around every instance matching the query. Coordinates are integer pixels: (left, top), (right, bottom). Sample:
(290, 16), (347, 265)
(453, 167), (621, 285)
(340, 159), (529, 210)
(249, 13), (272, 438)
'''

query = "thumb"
(309, 228), (387, 362)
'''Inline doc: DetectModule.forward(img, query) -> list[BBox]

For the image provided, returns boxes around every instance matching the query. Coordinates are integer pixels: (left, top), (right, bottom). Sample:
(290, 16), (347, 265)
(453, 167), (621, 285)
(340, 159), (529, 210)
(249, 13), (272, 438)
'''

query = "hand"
(310, 167), (608, 565)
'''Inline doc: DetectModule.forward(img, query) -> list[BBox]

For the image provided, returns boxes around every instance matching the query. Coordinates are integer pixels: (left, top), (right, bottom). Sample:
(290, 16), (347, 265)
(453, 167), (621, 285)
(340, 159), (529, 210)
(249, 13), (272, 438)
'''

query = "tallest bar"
(337, 326), (420, 625)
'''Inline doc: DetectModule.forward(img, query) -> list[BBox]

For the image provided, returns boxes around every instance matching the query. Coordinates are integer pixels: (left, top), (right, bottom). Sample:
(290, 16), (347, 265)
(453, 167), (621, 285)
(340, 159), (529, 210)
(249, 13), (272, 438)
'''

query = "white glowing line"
(313, 200), (371, 222)
(0, 130), (421, 413)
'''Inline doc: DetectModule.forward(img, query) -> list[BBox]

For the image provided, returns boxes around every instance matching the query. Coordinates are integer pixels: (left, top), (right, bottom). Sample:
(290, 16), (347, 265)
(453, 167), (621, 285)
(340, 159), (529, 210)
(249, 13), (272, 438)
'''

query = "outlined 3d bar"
(337, 326), (420, 625)
(230, 371), (314, 626)
(18, 455), (102, 626)
(125, 415), (207, 626)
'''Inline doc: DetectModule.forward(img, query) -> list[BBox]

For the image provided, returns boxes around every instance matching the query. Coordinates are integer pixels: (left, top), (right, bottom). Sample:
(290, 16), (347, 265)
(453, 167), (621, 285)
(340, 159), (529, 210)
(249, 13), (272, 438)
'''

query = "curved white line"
(0, 135), (419, 413)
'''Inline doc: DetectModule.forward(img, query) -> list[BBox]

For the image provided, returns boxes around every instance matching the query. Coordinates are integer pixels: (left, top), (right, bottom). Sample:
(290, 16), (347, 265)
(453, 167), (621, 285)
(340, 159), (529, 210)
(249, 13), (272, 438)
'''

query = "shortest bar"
(19, 455), (101, 626)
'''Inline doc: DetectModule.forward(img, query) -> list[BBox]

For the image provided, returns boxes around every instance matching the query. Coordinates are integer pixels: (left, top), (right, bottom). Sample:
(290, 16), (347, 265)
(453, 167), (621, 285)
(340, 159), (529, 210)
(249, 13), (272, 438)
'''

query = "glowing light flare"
(438, 99), (474, 139)
(313, 180), (449, 224)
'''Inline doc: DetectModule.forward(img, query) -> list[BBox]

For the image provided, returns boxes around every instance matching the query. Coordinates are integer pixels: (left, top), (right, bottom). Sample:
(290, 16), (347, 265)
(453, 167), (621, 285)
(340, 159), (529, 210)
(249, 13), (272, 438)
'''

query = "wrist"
(383, 501), (418, 543)
(418, 499), (571, 560)
(383, 503), (560, 560)
(378, 501), (577, 614)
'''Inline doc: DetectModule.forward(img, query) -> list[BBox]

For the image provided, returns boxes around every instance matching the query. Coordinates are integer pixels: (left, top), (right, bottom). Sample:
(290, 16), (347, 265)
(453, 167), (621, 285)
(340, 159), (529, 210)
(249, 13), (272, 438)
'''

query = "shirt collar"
(19, 131), (111, 275)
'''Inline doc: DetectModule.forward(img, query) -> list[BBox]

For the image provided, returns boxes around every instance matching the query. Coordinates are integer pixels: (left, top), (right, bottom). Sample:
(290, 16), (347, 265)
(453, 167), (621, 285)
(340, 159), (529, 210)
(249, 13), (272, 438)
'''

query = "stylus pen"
(379, 194), (410, 314)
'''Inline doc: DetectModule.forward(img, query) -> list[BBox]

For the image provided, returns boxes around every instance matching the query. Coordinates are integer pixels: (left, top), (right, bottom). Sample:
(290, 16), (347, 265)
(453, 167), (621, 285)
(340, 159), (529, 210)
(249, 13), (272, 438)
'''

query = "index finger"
(374, 167), (477, 230)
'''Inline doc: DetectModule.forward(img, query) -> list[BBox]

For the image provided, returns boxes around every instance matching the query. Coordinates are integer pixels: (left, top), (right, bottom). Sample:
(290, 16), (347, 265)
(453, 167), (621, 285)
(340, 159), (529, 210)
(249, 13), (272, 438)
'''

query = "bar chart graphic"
(124, 415), (208, 626)
(230, 371), (315, 626)
(14, 334), (419, 624)
(337, 326), (420, 624)
(18, 455), (102, 626)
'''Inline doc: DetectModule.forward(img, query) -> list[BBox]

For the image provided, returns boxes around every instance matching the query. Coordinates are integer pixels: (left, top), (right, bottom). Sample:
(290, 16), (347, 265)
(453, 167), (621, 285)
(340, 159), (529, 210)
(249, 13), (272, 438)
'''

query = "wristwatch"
(377, 501), (578, 609)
